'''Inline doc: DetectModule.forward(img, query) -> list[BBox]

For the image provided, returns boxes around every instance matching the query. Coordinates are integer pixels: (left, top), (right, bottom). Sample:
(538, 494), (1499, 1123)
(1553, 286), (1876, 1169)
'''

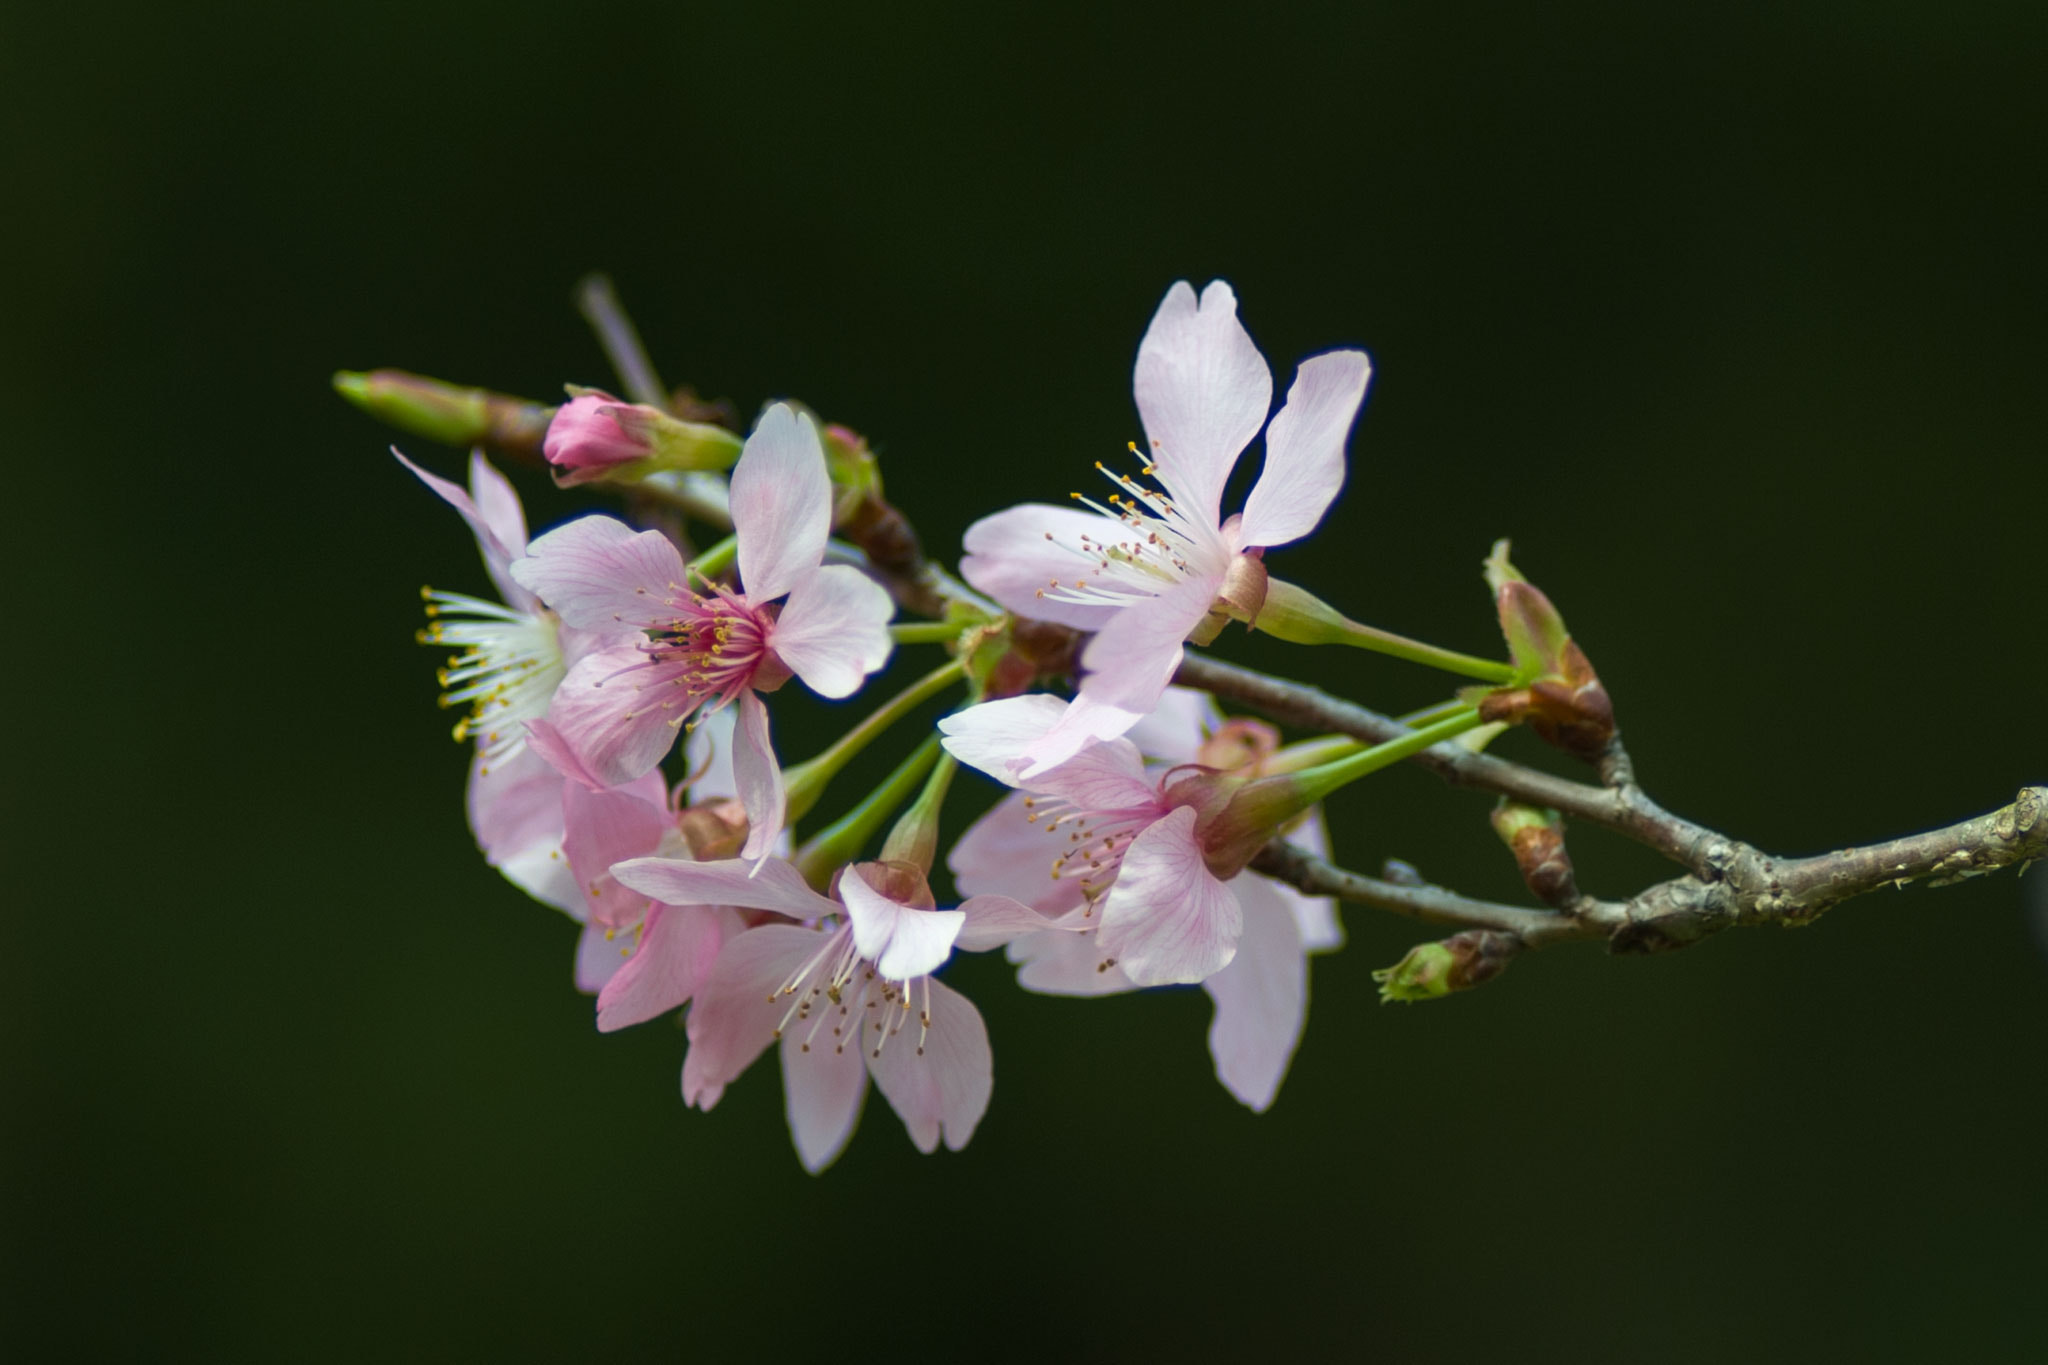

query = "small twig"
(1249, 840), (1595, 947)
(574, 274), (670, 411)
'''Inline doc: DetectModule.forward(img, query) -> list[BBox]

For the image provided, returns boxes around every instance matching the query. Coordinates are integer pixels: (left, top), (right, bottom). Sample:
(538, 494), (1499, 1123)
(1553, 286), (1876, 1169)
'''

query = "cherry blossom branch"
(1253, 785), (2047, 959)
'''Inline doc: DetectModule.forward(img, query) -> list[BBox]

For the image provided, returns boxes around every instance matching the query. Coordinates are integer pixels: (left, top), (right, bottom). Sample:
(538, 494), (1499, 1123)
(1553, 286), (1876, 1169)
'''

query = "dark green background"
(7, 2), (2045, 1358)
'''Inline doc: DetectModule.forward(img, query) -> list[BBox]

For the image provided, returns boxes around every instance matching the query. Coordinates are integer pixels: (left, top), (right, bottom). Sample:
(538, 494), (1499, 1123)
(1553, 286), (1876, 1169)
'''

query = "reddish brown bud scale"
(1489, 800), (1579, 907)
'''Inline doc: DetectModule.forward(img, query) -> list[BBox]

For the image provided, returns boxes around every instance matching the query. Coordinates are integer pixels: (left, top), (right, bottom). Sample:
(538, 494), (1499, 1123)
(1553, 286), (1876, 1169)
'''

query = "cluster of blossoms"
(373, 279), (1576, 1171)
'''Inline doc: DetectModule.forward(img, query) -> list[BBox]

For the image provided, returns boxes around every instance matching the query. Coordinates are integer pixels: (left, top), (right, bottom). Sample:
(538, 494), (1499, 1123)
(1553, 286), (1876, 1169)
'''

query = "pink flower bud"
(542, 393), (658, 477)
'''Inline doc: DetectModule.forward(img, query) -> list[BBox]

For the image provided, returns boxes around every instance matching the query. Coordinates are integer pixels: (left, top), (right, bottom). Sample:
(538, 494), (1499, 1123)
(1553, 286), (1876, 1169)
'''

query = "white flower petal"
(960, 503), (1144, 630)
(771, 565), (894, 699)
(1133, 280), (1272, 528)
(730, 404), (832, 603)
(1202, 875), (1308, 1112)
(781, 1022), (870, 1173)
(838, 865), (964, 982)
(1238, 350), (1371, 549)
(864, 977), (992, 1155)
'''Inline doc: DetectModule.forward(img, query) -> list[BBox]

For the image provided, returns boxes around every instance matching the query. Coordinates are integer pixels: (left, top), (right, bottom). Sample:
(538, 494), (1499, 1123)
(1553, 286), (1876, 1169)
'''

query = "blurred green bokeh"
(6, 2), (2045, 1359)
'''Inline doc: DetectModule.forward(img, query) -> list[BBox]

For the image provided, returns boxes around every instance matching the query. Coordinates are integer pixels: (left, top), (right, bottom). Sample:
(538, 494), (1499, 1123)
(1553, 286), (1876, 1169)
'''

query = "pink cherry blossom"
(510, 403), (894, 858)
(607, 855), (1046, 1173)
(945, 688), (1343, 1108)
(939, 692), (1240, 984)
(960, 281), (1371, 778)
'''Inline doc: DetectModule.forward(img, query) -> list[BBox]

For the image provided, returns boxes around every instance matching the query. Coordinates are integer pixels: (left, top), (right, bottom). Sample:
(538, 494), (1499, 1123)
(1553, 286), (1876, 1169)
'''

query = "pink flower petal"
(730, 404), (831, 604)
(954, 894), (1058, 952)
(509, 514), (686, 633)
(396, 449), (533, 611)
(1132, 280), (1273, 529)
(1202, 873), (1307, 1112)
(467, 745), (573, 913)
(864, 976), (992, 1155)
(947, 789), (1090, 916)
(732, 692), (787, 862)
(780, 1027), (870, 1173)
(574, 922), (629, 994)
(1122, 685), (1222, 765)
(770, 565), (895, 699)
(530, 646), (690, 790)
(1027, 734), (1161, 816)
(1237, 350), (1371, 550)
(466, 451), (530, 563)
(1097, 806), (1243, 985)
(611, 852), (837, 922)
(959, 503), (1143, 631)
(560, 776), (671, 931)
(1006, 927), (1136, 996)
(1016, 576), (1218, 778)
(937, 695), (1070, 786)
(839, 864), (965, 981)
(681, 923), (823, 1108)
(595, 904), (736, 1032)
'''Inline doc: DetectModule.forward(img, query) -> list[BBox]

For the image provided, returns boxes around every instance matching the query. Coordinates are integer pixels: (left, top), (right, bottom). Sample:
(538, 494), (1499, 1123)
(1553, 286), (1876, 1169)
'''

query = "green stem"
(1262, 734), (1365, 775)
(1395, 698), (1478, 729)
(888, 620), (963, 645)
(1255, 578), (1517, 683)
(1292, 708), (1486, 806)
(794, 737), (942, 886)
(574, 273), (669, 411)
(781, 658), (966, 826)
(686, 533), (739, 581)
(1322, 623), (1516, 683)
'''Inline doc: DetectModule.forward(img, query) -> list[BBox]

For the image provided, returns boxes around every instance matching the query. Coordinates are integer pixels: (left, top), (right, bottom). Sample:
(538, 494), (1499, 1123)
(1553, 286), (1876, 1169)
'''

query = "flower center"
(770, 923), (937, 1058)
(418, 587), (565, 770)
(1034, 445), (1218, 610)
(1022, 792), (1156, 909)
(642, 579), (778, 710)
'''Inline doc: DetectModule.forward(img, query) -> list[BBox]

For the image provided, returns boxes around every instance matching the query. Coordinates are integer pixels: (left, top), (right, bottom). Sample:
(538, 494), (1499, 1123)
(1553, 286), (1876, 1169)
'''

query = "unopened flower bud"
(333, 368), (552, 458)
(821, 423), (885, 521)
(1373, 930), (1519, 1002)
(543, 388), (743, 487)
(1489, 800), (1579, 907)
(1470, 541), (1616, 763)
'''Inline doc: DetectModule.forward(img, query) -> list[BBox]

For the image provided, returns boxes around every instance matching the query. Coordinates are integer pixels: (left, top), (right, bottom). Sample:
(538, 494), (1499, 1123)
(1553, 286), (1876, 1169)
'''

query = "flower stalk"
(1250, 578), (1517, 682)
(781, 658), (965, 826)
(793, 736), (942, 886)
